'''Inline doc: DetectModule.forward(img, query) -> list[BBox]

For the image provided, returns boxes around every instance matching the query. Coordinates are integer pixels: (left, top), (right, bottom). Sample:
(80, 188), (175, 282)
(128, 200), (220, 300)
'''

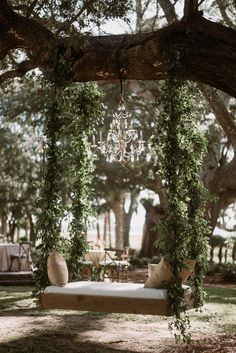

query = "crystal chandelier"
(92, 96), (146, 164)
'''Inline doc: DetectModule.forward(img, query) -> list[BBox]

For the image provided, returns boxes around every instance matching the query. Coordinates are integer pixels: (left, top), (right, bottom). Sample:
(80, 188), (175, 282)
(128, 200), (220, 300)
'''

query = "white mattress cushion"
(44, 281), (190, 300)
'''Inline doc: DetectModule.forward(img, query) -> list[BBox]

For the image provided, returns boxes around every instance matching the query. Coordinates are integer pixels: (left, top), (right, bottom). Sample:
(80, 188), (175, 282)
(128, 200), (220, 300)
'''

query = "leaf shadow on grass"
(0, 295), (32, 310)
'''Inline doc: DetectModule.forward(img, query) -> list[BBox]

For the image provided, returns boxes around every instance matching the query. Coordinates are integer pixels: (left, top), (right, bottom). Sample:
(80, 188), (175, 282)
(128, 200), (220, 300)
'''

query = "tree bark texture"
(113, 199), (125, 249)
(25, 207), (36, 245)
(140, 201), (165, 258)
(123, 192), (138, 248)
(0, 2), (236, 97)
(0, 210), (7, 236)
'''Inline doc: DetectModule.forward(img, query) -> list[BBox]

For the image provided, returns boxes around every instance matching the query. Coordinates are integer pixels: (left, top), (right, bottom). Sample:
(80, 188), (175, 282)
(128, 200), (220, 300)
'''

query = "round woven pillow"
(47, 250), (69, 286)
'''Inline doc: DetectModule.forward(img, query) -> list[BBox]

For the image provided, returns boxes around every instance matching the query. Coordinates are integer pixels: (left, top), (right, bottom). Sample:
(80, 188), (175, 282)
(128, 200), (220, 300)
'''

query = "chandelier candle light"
(92, 96), (146, 164)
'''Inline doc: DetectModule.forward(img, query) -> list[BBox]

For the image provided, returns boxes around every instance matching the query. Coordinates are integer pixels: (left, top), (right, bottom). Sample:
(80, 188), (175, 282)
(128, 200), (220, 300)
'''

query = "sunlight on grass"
(187, 287), (236, 334)
(0, 286), (35, 311)
(205, 287), (236, 305)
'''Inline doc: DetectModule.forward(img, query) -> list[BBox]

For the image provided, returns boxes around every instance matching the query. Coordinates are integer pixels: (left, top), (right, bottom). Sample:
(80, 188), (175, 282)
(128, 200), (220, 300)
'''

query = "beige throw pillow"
(47, 250), (69, 286)
(144, 259), (173, 288)
(179, 259), (196, 283)
(144, 258), (196, 288)
(147, 263), (158, 277)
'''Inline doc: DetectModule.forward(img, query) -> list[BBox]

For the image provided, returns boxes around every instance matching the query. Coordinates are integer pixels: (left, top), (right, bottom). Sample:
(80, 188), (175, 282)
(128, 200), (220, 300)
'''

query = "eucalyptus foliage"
(153, 55), (210, 342)
(60, 83), (103, 280)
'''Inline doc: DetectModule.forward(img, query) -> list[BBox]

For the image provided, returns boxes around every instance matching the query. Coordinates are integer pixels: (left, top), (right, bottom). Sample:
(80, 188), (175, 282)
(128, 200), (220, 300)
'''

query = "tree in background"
(128, 0), (236, 256)
(0, 0), (236, 256)
(0, 79), (44, 243)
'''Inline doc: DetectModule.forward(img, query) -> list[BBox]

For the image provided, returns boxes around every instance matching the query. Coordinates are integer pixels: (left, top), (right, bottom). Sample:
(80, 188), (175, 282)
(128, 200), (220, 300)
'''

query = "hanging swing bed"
(39, 252), (195, 316)
(37, 52), (208, 334)
(40, 281), (194, 315)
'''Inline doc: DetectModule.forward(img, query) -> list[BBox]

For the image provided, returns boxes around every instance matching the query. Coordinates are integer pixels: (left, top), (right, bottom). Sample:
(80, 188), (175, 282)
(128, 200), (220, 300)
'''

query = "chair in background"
(79, 260), (93, 280)
(9, 241), (32, 271)
(100, 248), (130, 282)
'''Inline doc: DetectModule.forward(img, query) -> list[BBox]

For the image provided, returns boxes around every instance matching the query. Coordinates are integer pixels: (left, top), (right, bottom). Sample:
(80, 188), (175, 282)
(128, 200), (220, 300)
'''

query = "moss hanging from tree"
(153, 52), (210, 342)
(60, 83), (103, 280)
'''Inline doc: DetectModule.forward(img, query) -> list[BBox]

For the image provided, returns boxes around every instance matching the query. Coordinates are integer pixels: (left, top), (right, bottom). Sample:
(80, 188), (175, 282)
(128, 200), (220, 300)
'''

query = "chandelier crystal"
(92, 97), (146, 164)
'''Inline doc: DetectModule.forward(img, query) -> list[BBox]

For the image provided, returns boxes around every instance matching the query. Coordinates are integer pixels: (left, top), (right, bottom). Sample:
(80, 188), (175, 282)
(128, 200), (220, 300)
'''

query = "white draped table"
(0, 244), (29, 272)
(84, 250), (116, 267)
(84, 250), (107, 267)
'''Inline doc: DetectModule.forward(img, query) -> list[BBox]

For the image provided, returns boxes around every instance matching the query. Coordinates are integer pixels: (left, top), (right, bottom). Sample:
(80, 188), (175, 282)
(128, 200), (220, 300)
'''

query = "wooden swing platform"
(40, 281), (195, 316)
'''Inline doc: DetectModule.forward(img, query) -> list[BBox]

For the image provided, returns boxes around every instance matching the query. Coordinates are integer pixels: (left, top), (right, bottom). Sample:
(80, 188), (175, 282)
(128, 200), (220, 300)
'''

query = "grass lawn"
(0, 285), (235, 353)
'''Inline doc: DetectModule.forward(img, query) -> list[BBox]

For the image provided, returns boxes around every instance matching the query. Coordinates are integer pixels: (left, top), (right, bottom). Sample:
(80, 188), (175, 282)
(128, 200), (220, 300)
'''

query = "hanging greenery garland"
(153, 51), (210, 342)
(33, 82), (64, 296)
(33, 46), (73, 297)
(60, 83), (103, 280)
(33, 42), (103, 294)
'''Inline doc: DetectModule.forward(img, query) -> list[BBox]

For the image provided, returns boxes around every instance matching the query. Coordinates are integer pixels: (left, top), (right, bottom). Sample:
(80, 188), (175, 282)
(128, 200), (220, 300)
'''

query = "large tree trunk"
(0, 210), (7, 236)
(123, 192), (138, 248)
(103, 213), (108, 247)
(109, 196), (125, 249)
(109, 192), (138, 249)
(123, 214), (131, 248)
(25, 207), (36, 245)
(140, 201), (165, 258)
(8, 217), (16, 243)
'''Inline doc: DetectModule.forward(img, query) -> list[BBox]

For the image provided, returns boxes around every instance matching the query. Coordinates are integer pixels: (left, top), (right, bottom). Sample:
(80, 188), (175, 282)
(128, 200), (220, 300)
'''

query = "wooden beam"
(40, 292), (171, 315)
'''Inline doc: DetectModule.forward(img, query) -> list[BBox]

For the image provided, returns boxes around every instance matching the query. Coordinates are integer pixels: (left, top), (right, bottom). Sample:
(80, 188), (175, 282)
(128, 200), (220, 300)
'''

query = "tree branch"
(56, 2), (90, 33)
(26, 0), (39, 17)
(0, 3), (236, 98)
(0, 1), (54, 63)
(141, 0), (153, 18)
(200, 84), (236, 152)
(158, 0), (178, 23)
(0, 60), (37, 84)
(208, 157), (236, 200)
(198, 0), (206, 6)
(70, 15), (236, 98)
(0, 0), (12, 18)
(183, 0), (199, 19)
(215, 0), (236, 29)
